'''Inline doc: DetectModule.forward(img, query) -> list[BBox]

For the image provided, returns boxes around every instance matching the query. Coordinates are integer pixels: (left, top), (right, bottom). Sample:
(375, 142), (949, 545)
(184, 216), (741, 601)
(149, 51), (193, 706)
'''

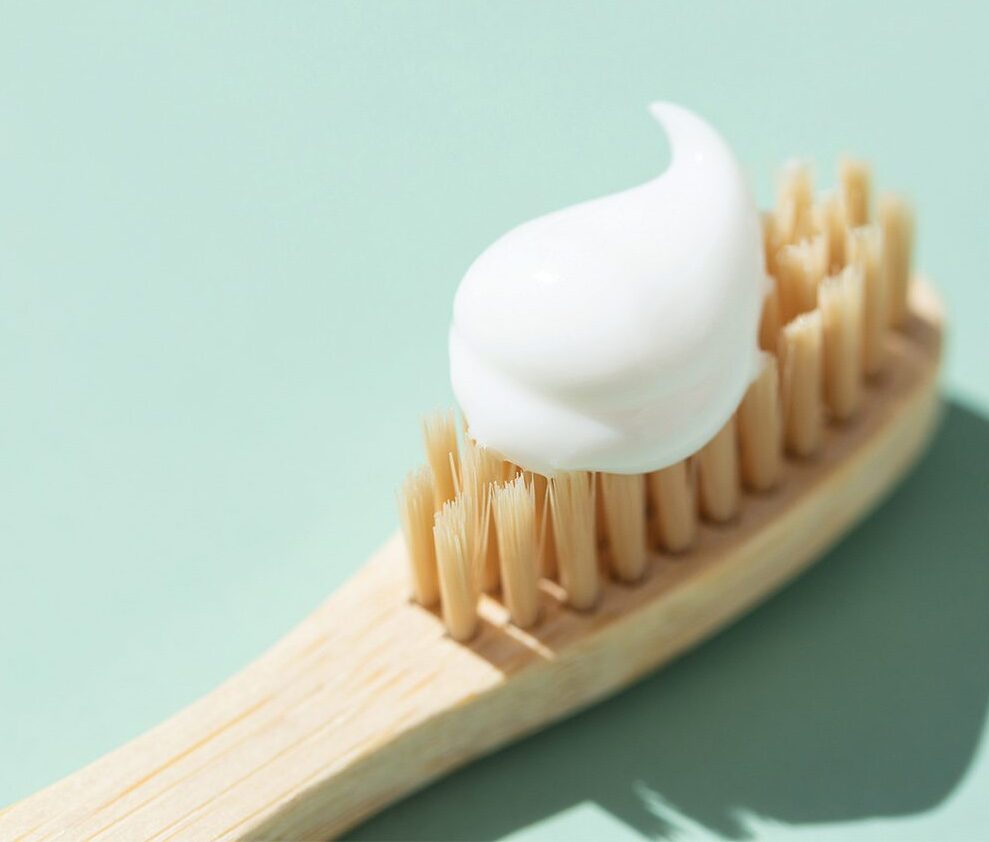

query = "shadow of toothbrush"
(350, 400), (989, 841)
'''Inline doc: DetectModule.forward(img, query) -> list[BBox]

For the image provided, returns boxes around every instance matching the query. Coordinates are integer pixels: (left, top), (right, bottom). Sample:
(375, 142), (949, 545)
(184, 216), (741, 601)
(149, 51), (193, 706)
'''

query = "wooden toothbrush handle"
(1, 535), (515, 841)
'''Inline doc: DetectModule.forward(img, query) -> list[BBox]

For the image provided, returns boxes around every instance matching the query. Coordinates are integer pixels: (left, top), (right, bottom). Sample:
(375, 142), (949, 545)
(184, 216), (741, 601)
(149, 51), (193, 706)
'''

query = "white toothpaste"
(449, 102), (765, 475)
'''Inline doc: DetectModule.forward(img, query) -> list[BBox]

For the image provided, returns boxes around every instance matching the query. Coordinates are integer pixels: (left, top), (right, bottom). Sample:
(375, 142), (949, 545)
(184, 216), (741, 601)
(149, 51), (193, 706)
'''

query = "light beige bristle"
(846, 224), (886, 377)
(839, 157), (871, 227)
(879, 194), (914, 328)
(548, 472), (599, 610)
(397, 466), (441, 607)
(775, 161), (815, 244)
(696, 416), (740, 522)
(529, 471), (557, 578)
(759, 275), (782, 353)
(820, 265), (864, 420)
(647, 460), (697, 553)
(460, 437), (504, 592)
(780, 310), (824, 457)
(737, 353), (782, 492)
(599, 473), (648, 583)
(762, 210), (784, 279)
(491, 475), (540, 628)
(422, 410), (460, 510)
(813, 192), (847, 273)
(433, 496), (479, 641)
(776, 234), (828, 324)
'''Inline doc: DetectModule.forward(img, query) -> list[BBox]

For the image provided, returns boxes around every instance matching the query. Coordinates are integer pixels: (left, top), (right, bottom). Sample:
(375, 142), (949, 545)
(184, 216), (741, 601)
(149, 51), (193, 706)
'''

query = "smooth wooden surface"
(1, 281), (943, 842)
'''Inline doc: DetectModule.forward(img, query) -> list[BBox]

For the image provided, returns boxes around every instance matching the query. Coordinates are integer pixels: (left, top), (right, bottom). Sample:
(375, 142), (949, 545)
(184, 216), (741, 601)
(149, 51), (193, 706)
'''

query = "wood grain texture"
(1, 279), (944, 842)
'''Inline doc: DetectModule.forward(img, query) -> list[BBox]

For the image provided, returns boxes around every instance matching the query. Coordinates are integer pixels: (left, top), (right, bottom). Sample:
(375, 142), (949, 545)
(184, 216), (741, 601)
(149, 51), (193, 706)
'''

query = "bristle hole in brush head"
(398, 466), (441, 607)
(423, 410), (460, 510)
(433, 496), (479, 642)
(599, 473), (648, 583)
(548, 471), (600, 611)
(491, 474), (540, 628)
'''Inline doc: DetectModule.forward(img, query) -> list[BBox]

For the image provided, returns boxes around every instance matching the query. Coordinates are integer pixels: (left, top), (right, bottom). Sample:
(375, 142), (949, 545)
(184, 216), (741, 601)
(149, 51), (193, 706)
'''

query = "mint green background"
(3, 3), (987, 840)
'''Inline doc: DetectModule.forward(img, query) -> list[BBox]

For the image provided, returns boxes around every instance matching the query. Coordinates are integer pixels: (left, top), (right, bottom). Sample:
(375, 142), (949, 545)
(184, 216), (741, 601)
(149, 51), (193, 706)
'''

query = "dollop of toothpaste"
(449, 102), (765, 475)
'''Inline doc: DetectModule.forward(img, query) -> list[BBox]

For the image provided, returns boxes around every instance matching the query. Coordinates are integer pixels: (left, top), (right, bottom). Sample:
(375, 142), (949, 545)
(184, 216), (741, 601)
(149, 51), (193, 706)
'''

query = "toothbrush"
(1, 120), (938, 841)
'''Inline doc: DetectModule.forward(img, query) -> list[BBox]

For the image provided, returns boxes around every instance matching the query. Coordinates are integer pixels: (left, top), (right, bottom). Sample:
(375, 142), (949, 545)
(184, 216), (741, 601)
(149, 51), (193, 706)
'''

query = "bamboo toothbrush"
(1, 160), (938, 841)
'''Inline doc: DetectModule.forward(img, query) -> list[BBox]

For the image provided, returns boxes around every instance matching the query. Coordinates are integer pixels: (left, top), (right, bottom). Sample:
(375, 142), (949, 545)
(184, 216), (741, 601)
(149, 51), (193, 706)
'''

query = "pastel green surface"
(2, 3), (987, 840)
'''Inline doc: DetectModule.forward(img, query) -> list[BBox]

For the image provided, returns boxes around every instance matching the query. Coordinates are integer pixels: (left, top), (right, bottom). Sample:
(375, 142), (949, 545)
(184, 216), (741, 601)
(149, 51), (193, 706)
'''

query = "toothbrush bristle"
(433, 496), (479, 642)
(528, 471), (557, 579)
(879, 195), (914, 328)
(491, 475), (540, 628)
(759, 275), (781, 352)
(847, 224), (886, 377)
(423, 410), (460, 510)
(647, 459), (697, 553)
(398, 466), (440, 607)
(599, 473), (648, 583)
(737, 353), (783, 492)
(780, 309), (825, 457)
(776, 234), (828, 324)
(839, 157), (872, 230)
(548, 472), (600, 610)
(460, 437), (504, 592)
(820, 265), (864, 420)
(402, 155), (915, 641)
(775, 161), (815, 244)
(696, 416), (741, 523)
(812, 192), (847, 274)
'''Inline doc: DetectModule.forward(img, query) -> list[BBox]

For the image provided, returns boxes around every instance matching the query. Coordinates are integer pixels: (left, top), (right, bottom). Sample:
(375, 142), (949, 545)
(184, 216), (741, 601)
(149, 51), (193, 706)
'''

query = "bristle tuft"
(423, 410), (460, 510)
(737, 353), (782, 492)
(776, 235), (828, 324)
(839, 157), (871, 228)
(879, 195), (914, 328)
(398, 466), (441, 607)
(528, 471), (557, 578)
(846, 225), (886, 377)
(599, 473), (648, 583)
(759, 275), (781, 353)
(647, 460), (697, 553)
(697, 417), (740, 522)
(433, 496), (479, 641)
(492, 475), (540, 628)
(548, 472), (600, 610)
(460, 437), (504, 592)
(780, 310), (824, 457)
(775, 161), (815, 245)
(812, 192), (847, 274)
(820, 265), (864, 420)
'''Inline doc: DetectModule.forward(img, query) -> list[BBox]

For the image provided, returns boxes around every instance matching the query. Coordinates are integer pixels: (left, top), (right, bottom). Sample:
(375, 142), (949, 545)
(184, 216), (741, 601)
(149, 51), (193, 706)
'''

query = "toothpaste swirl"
(449, 102), (765, 475)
